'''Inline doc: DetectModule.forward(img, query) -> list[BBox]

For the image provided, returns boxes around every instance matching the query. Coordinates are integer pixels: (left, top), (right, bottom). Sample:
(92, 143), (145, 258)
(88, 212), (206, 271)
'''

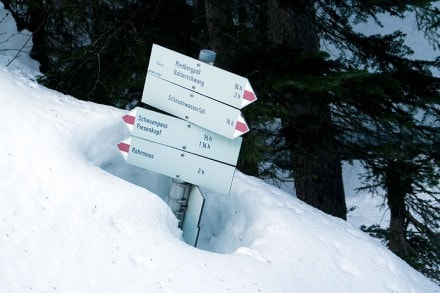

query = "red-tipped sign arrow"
(234, 114), (249, 138)
(117, 141), (130, 152)
(242, 82), (257, 108)
(117, 138), (131, 160)
(235, 121), (248, 133)
(123, 114), (135, 125)
(122, 113), (135, 132)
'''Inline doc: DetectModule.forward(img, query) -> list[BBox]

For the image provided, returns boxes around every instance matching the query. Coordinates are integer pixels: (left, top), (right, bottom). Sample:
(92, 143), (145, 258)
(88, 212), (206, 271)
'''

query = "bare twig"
(6, 31), (33, 67)
(88, 52), (101, 96)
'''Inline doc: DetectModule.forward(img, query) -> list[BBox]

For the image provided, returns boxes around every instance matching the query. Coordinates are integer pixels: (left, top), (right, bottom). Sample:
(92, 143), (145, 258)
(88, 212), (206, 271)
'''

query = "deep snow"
(1, 3), (438, 292)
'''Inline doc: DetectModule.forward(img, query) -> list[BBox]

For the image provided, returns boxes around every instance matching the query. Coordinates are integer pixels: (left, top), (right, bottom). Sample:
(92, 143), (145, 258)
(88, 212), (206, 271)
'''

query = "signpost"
(142, 44), (256, 139)
(144, 44), (257, 109)
(117, 136), (236, 195)
(116, 44), (258, 246)
(141, 75), (249, 139)
(122, 107), (242, 165)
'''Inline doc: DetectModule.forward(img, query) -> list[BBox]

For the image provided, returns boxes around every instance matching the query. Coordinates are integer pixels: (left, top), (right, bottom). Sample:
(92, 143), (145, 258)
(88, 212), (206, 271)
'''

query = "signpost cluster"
(117, 44), (257, 246)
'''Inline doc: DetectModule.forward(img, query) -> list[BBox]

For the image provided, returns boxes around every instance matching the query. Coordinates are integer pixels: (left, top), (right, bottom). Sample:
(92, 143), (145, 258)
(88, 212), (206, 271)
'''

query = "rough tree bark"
(204, 0), (236, 69)
(385, 161), (413, 257)
(267, 0), (347, 219)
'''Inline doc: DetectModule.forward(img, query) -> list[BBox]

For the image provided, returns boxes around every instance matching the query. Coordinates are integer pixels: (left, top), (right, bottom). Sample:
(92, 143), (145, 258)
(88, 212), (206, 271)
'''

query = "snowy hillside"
(1, 4), (439, 292)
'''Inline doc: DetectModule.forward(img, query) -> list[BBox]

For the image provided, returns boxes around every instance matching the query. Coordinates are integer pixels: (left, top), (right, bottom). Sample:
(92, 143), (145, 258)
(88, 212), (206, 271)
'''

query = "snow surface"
(1, 3), (439, 292)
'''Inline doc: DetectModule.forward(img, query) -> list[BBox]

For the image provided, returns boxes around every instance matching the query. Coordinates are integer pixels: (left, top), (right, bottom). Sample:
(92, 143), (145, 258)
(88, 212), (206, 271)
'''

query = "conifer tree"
(201, 0), (440, 279)
(3, 0), (196, 107)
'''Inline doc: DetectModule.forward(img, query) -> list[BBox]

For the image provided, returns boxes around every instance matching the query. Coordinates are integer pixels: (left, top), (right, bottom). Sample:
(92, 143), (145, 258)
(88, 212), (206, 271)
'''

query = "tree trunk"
(27, 0), (50, 73)
(204, 0), (347, 219)
(204, 0), (235, 68)
(385, 161), (413, 257)
(267, 0), (320, 51)
(286, 101), (347, 219)
(267, 0), (347, 219)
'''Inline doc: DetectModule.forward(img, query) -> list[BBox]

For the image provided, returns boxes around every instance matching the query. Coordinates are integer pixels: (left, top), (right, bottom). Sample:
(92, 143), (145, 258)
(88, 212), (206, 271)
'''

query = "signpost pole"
(118, 44), (256, 246)
(167, 49), (217, 230)
(168, 178), (190, 228)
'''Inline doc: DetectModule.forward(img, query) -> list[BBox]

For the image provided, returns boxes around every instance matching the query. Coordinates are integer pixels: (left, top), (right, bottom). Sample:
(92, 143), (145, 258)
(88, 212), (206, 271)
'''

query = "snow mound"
(0, 65), (438, 292)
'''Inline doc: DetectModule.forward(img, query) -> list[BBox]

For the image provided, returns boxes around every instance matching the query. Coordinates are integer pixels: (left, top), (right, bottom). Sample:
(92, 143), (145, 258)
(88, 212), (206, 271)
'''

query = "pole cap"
(199, 49), (216, 64)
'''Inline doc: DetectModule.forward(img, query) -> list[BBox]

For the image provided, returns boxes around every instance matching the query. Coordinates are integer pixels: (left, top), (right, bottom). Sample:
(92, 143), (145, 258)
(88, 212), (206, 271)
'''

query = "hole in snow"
(100, 155), (173, 202)
(83, 122), (173, 202)
(83, 122), (243, 254)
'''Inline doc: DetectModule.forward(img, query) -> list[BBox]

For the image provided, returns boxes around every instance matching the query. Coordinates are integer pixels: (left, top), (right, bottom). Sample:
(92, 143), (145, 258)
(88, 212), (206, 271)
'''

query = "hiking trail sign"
(117, 44), (257, 195)
(141, 44), (257, 139)
(117, 136), (236, 195)
(142, 76), (249, 139)
(122, 107), (242, 166)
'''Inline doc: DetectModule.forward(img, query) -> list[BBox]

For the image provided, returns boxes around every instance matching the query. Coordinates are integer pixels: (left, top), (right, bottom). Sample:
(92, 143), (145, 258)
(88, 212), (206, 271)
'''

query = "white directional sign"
(123, 107), (242, 165)
(117, 136), (235, 195)
(117, 44), (257, 195)
(141, 75), (249, 139)
(145, 44), (257, 109)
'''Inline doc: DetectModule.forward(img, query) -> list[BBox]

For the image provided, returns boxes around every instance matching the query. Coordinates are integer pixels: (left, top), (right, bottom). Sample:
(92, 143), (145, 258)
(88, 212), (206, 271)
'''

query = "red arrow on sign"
(123, 114), (135, 125)
(117, 138), (131, 160)
(122, 113), (135, 133)
(236, 121), (248, 133)
(234, 114), (249, 138)
(242, 82), (257, 108)
(117, 141), (130, 152)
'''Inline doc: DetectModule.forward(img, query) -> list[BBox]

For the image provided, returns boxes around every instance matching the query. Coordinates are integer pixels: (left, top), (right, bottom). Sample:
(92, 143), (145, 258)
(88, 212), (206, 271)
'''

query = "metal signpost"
(181, 185), (205, 246)
(117, 45), (257, 246)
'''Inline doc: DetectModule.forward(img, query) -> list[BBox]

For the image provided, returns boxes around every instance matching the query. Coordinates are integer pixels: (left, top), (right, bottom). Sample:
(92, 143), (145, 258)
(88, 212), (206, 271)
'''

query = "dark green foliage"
(263, 1), (440, 278)
(361, 223), (440, 283)
(6, 0), (198, 108)
(358, 155), (440, 283)
(360, 224), (389, 242)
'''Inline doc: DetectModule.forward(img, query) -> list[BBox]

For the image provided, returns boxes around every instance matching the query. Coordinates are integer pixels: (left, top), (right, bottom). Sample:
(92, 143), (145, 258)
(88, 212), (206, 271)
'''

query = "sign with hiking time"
(116, 44), (258, 246)
(122, 107), (242, 166)
(141, 44), (257, 139)
(117, 43), (257, 195)
(117, 136), (236, 195)
(142, 76), (249, 139)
